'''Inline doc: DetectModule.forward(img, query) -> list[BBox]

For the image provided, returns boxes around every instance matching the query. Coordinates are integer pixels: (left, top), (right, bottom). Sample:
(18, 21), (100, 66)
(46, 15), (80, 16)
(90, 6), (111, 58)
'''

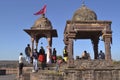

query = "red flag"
(34, 5), (46, 15)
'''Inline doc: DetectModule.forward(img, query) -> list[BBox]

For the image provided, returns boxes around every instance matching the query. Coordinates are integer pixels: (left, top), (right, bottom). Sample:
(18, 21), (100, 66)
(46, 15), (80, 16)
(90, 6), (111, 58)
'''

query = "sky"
(0, 0), (120, 60)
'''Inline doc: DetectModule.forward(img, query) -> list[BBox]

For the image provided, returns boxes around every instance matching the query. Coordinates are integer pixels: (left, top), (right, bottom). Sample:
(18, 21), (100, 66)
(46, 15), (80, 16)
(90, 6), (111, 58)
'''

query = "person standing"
(55, 59), (62, 72)
(52, 48), (57, 63)
(38, 46), (45, 70)
(25, 44), (31, 64)
(32, 49), (38, 72)
(63, 46), (68, 62)
(18, 53), (25, 77)
(38, 46), (45, 58)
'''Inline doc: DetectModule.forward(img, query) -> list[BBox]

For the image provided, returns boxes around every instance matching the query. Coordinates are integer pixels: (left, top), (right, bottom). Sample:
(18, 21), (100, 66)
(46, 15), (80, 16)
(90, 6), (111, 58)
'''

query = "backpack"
(38, 54), (45, 62)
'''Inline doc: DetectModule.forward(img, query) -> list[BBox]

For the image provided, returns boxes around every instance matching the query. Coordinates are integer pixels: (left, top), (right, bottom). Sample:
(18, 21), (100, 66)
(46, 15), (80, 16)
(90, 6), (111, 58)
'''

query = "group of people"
(18, 44), (57, 76)
(18, 44), (105, 77)
(80, 50), (105, 60)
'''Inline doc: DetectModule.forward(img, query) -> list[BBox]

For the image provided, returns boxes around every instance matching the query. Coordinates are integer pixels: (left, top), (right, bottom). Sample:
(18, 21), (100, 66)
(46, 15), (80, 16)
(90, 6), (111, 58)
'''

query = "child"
(55, 59), (62, 72)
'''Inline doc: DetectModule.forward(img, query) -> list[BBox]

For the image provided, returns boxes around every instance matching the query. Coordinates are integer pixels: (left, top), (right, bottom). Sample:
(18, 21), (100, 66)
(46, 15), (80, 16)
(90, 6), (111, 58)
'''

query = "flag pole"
(41, 14), (45, 18)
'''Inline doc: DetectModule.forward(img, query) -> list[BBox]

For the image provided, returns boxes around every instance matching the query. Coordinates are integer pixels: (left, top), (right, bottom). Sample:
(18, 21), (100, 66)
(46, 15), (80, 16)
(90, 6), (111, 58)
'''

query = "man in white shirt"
(19, 53), (24, 77)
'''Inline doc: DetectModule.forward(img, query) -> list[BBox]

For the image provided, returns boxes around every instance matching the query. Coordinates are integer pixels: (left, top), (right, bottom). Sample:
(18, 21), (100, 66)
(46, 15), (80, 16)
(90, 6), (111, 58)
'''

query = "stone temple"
(24, 14), (58, 55)
(21, 4), (120, 80)
(1, 3), (120, 80)
(64, 4), (112, 67)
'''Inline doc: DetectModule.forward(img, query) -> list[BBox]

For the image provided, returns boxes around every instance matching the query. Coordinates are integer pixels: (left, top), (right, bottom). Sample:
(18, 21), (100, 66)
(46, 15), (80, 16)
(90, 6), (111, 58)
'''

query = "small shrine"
(64, 4), (112, 66)
(24, 14), (58, 54)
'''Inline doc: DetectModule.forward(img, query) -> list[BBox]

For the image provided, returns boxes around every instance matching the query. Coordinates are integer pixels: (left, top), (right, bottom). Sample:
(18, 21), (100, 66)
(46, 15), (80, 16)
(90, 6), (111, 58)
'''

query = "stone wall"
(30, 60), (120, 80)
(64, 68), (120, 80)
(30, 71), (63, 80)
(0, 68), (18, 75)
(1, 60), (120, 80)
(30, 68), (120, 80)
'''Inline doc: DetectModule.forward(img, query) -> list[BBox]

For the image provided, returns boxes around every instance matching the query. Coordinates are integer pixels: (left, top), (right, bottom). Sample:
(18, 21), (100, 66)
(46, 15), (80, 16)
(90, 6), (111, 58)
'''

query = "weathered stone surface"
(30, 70), (63, 80)
(29, 60), (120, 80)
(72, 5), (97, 21)
(1, 60), (120, 80)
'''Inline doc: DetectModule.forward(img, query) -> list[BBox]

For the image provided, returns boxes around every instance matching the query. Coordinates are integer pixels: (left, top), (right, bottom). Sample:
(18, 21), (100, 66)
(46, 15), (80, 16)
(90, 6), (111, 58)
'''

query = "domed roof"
(72, 5), (97, 21)
(31, 14), (53, 30)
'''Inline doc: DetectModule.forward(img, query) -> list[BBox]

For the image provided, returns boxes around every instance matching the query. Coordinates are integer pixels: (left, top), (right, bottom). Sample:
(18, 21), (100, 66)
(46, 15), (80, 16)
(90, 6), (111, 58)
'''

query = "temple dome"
(31, 14), (53, 30)
(72, 5), (97, 21)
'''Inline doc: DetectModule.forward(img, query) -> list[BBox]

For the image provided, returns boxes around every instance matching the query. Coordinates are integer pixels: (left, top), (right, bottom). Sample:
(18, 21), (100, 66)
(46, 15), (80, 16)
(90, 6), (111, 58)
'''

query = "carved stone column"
(47, 36), (52, 47)
(67, 38), (74, 67)
(91, 36), (99, 59)
(31, 37), (34, 56)
(35, 40), (38, 51)
(103, 34), (112, 60)
(47, 36), (52, 58)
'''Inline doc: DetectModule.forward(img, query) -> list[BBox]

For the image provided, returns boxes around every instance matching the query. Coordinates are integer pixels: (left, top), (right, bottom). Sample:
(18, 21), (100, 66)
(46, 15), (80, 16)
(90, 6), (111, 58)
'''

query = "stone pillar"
(91, 36), (99, 59)
(47, 36), (52, 60)
(67, 38), (74, 67)
(104, 34), (112, 60)
(47, 37), (52, 47)
(31, 37), (34, 56)
(35, 39), (38, 51)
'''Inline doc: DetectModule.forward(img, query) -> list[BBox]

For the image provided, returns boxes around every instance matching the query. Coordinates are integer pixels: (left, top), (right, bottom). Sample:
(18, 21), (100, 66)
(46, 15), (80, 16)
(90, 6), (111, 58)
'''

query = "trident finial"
(82, 0), (85, 5)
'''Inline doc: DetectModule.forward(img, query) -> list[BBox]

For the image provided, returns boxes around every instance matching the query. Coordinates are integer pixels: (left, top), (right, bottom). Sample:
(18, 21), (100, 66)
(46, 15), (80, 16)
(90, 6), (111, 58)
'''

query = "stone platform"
(29, 60), (120, 80)
(1, 60), (120, 80)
